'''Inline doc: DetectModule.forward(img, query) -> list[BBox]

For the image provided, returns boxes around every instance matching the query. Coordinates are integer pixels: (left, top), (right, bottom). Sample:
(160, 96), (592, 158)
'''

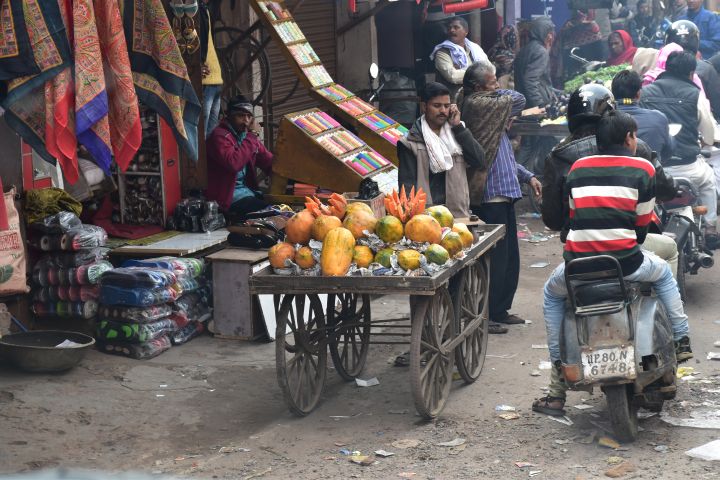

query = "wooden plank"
(112, 230), (229, 256)
(249, 224), (505, 295)
(207, 248), (269, 264)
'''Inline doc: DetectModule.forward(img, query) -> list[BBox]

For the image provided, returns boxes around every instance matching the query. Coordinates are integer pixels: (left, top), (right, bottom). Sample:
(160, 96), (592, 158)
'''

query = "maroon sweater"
(205, 120), (273, 210)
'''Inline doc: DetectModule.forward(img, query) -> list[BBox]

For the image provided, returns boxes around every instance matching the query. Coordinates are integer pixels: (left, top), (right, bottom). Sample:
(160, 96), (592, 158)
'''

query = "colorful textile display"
(1, 0), (142, 182)
(96, 318), (177, 343)
(0, 1), (41, 79)
(98, 304), (173, 324)
(74, 0), (142, 175)
(1, 0), (73, 176)
(122, 0), (201, 162)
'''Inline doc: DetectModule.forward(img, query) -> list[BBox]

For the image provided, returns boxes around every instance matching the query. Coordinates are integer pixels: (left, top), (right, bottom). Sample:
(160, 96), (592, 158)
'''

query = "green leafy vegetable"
(563, 65), (630, 93)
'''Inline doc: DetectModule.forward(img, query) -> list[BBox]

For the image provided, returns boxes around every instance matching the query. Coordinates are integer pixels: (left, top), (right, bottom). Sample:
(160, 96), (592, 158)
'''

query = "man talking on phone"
(206, 95), (273, 218)
(398, 81), (485, 219)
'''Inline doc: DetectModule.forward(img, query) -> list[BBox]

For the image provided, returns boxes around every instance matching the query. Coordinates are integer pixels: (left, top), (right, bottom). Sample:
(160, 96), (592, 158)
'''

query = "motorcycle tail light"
(562, 364), (583, 383)
(693, 206), (708, 215)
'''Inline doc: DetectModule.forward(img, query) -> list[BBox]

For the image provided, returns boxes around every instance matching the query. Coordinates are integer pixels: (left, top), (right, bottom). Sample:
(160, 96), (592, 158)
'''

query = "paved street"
(1, 214), (720, 479)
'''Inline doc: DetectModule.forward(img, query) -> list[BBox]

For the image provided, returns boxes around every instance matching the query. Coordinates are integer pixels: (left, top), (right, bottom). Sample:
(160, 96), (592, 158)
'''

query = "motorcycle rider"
(665, 20), (720, 122)
(533, 111), (693, 417)
(639, 50), (719, 245)
(542, 84), (680, 276)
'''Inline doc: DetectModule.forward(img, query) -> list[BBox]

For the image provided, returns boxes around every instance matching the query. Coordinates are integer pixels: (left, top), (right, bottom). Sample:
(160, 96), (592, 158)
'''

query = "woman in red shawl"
(607, 30), (638, 66)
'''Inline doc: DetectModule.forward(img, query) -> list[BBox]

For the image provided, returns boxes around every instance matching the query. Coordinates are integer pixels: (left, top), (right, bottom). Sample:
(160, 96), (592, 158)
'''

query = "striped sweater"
(563, 149), (656, 276)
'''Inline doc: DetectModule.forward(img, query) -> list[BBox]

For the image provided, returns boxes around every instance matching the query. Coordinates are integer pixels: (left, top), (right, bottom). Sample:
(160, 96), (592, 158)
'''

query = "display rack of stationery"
(249, 0), (406, 164)
(271, 109), (396, 197)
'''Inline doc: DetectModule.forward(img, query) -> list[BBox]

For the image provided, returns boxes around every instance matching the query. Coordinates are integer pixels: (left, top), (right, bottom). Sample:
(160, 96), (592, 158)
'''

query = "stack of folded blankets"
(28, 212), (111, 329)
(95, 257), (212, 359)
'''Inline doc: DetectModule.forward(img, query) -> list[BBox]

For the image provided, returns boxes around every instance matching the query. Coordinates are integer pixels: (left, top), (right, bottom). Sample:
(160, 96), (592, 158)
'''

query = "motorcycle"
(560, 255), (678, 442)
(658, 177), (714, 301)
(569, 47), (607, 73)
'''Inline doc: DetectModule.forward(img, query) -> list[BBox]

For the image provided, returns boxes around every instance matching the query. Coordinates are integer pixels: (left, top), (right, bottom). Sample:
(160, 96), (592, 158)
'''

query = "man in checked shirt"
(459, 60), (543, 334)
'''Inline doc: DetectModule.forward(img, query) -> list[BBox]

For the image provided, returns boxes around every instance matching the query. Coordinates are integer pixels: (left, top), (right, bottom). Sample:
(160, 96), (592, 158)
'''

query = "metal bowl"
(0, 331), (95, 372)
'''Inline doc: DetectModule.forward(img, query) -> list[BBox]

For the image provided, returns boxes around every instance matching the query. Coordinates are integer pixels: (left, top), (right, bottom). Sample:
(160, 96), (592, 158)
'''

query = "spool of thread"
(60, 232), (74, 251)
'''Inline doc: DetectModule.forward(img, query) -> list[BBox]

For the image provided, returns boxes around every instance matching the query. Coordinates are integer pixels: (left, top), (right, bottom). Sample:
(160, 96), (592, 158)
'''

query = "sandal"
(394, 351), (409, 367)
(532, 396), (566, 416)
(489, 323), (508, 334)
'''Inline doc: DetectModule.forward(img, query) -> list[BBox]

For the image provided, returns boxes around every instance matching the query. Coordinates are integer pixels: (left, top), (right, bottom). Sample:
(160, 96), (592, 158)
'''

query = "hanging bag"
(0, 178), (29, 295)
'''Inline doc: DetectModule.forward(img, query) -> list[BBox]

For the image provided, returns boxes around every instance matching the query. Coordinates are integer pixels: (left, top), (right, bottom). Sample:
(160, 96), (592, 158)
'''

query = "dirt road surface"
(1, 215), (720, 479)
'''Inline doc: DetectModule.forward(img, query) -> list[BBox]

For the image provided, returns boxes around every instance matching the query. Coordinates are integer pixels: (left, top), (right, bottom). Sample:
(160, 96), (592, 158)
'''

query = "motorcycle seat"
(573, 281), (625, 307)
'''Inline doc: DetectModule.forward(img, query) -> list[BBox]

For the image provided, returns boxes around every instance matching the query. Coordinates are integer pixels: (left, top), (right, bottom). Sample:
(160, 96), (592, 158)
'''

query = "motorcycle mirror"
(369, 63), (379, 80)
(668, 123), (682, 137)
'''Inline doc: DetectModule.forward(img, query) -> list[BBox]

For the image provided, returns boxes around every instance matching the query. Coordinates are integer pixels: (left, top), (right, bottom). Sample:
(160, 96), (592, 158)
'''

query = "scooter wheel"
(605, 384), (638, 442)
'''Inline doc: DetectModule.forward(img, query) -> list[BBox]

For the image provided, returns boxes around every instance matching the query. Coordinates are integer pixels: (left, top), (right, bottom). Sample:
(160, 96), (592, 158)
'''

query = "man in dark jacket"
(205, 95), (273, 216)
(612, 70), (674, 164)
(640, 50), (718, 240)
(666, 19), (720, 121)
(398, 82), (485, 219)
(514, 16), (559, 170)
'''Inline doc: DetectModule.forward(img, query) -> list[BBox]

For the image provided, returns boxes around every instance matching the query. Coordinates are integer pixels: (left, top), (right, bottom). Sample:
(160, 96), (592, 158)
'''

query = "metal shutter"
(266, 0), (337, 123)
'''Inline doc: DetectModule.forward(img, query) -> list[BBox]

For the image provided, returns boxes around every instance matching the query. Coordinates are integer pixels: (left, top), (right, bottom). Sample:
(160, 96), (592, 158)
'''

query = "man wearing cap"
(206, 95), (273, 217)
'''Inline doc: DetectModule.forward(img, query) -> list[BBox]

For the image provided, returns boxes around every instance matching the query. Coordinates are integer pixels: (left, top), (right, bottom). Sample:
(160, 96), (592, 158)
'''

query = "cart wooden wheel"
(275, 294), (327, 416)
(410, 288), (457, 419)
(453, 259), (490, 383)
(327, 293), (371, 381)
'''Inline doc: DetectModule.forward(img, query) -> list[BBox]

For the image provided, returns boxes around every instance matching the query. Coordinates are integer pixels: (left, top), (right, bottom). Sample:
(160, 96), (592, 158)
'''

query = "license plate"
(581, 346), (636, 381)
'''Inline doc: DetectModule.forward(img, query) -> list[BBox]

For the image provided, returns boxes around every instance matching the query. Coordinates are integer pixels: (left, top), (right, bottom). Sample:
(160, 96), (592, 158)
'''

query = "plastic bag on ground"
(97, 334), (172, 359)
(96, 318), (178, 343)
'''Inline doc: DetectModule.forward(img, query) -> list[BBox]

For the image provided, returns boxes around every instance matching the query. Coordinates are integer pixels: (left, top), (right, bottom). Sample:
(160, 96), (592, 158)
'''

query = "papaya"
(285, 209), (315, 245)
(343, 209), (377, 239)
(268, 242), (296, 269)
(375, 215), (404, 243)
(441, 232), (464, 257)
(321, 227), (356, 276)
(452, 223), (474, 248)
(397, 249), (422, 270)
(311, 215), (342, 241)
(405, 214), (442, 244)
(295, 246), (316, 269)
(374, 248), (394, 268)
(424, 244), (450, 265)
(426, 205), (454, 228)
(353, 245), (374, 268)
(346, 202), (374, 216)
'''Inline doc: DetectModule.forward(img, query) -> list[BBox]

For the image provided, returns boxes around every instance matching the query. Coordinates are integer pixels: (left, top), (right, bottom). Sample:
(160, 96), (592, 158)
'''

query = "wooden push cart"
(249, 224), (505, 419)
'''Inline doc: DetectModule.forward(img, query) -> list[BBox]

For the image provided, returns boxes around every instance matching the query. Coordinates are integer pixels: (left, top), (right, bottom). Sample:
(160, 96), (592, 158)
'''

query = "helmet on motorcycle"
(567, 84), (615, 134)
(665, 20), (700, 54)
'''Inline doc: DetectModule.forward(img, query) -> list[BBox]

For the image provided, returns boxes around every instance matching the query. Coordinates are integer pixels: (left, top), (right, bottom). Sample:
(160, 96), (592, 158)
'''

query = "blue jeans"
(203, 85), (222, 138)
(543, 251), (689, 363)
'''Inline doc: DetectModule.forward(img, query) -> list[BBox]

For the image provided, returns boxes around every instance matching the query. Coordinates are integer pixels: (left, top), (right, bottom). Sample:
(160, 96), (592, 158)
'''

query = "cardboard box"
(343, 192), (386, 218)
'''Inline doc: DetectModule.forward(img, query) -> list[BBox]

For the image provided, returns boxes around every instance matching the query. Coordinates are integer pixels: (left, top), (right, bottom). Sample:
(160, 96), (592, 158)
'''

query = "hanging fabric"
(122, 0), (201, 162)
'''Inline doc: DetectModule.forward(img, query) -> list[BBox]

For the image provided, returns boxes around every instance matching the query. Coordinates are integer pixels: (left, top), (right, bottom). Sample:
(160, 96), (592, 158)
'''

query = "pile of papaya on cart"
(268, 187), (478, 277)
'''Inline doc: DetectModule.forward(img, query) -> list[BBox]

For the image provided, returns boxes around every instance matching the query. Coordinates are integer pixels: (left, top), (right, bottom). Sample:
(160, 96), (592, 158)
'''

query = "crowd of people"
(404, 2), (720, 415)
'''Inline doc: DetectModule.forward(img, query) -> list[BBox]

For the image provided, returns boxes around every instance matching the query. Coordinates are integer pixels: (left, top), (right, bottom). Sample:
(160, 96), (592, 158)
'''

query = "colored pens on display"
(258, 1), (291, 21)
(291, 111), (340, 135)
(273, 21), (305, 43)
(337, 97), (375, 117)
(316, 84), (354, 102)
(302, 65), (333, 87)
(343, 150), (390, 176)
(288, 43), (320, 66)
(316, 131), (364, 155)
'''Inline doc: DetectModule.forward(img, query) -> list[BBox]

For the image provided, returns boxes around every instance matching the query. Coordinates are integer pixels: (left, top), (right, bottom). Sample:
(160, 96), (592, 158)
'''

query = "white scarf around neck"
(421, 115), (462, 174)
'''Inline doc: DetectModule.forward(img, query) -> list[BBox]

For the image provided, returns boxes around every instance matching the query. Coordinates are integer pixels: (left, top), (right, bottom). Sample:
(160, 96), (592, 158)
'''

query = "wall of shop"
(335, 1), (379, 95)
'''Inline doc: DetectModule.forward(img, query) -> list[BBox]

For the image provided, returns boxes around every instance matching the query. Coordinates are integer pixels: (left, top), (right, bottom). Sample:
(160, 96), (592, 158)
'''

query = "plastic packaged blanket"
(100, 285), (179, 307)
(29, 212), (82, 233)
(33, 285), (99, 302)
(171, 321), (204, 345)
(30, 225), (108, 251)
(121, 257), (205, 278)
(33, 300), (98, 319)
(96, 318), (177, 343)
(100, 267), (177, 288)
(98, 334), (172, 359)
(34, 248), (109, 269)
(98, 304), (173, 324)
